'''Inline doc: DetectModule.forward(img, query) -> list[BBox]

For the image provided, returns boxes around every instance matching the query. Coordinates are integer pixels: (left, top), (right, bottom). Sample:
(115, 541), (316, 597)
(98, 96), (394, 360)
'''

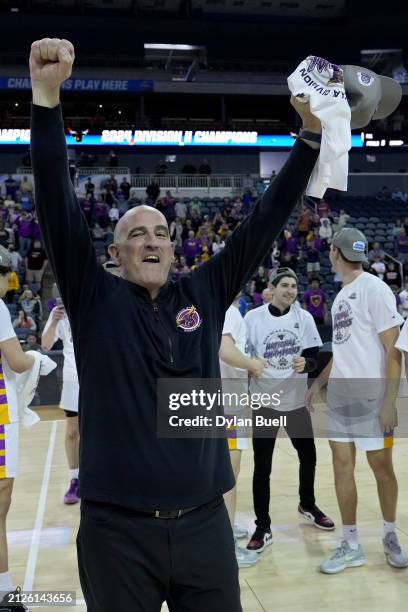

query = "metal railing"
(129, 174), (253, 193)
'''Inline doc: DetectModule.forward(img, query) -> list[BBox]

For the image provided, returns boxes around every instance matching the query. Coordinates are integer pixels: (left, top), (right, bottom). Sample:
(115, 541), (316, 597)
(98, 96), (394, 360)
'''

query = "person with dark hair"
(245, 267), (334, 553)
(30, 37), (324, 612)
(303, 278), (328, 325)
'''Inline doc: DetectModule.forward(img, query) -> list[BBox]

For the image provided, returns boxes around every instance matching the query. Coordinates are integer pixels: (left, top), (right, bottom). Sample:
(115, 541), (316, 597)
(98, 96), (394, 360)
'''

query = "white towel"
(16, 351), (57, 429)
(287, 56), (351, 198)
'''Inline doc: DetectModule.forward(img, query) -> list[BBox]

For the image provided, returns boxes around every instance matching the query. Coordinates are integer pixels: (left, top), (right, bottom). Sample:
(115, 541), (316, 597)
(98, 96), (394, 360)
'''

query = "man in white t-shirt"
(42, 285), (80, 505)
(398, 280), (408, 319)
(0, 245), (36, 607)
(307, 228), (408, 573)
(219, 297), (265, 568)
(245, 268), (334, 553)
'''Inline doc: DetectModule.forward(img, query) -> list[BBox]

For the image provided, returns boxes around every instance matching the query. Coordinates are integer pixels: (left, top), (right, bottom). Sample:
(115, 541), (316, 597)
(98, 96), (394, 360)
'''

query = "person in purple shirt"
(282, 231), (298, 255)
(302, 278), (328, 325)
(182, 230), (200, 266)
(14, 211), (33, 256)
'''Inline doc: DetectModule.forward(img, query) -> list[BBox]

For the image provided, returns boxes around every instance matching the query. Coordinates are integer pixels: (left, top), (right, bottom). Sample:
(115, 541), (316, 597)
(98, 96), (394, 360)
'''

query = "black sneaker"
(0, 587), (28, 611)
(298, 504), (335, 531)
(246, 528), (273, 552)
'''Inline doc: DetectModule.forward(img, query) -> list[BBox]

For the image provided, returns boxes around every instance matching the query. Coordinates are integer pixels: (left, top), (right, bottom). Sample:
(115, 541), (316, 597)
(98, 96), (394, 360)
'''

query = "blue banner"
(0, 127), (364, 148)
(0, 76), (154, 92)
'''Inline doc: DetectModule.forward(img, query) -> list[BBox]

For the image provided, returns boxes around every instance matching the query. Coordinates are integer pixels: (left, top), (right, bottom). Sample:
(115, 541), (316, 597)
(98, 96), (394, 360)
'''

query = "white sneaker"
(320, 540), (365, 574)
(383, 532), (408, 568)
(233, 524), (249, 539)
(235, 539), (259, 568)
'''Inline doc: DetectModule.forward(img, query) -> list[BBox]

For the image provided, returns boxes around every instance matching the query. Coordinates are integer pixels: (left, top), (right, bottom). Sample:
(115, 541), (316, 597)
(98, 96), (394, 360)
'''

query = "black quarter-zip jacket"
(31, 104), (319, 510)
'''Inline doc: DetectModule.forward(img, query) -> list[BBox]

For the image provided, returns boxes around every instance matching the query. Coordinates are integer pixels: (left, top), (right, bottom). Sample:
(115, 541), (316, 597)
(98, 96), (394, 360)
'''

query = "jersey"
(0, 300), (19, 423)
(330, 272), (403, 398)
(43, 308), (78, 383)
(245, 302), (322, 411)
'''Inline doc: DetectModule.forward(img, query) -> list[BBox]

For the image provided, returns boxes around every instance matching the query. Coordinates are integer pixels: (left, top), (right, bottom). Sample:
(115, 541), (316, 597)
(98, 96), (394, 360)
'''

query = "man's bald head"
(114, 205), (168, 243)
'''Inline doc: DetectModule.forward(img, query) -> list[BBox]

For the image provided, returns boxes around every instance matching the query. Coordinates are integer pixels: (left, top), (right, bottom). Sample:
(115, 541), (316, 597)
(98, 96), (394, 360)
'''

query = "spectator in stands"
(5, 175), (18, 201)
(106, 150), (118, 167)
(319, 215), (333, 247)
(91, 223), (105, 241)
(370, 254), (386, 280)
(157, 191), (176, 223)
(183, 230), (200, 267)
(297, 206), (312, 243)
(102, 174), (118, 194)
(261, 286), (273, 304)
(253, 266), (269, 296)
(13, 309), (36, 331)
(280, 249), (298, 273)
(108, 203), (120, 228)
(31, 213), (41, 243)
(305, 239), (320, 279)
(169, 218), (184, 254)
(181, 162), (197, 174)
(317, 199), (330, 218)
(399, 280), (408, 319)
(146, 181), (160, 205)
(175, 199), (187, 219)
(85, 177), (95, 198)
(376, 185), (390, 201)
(390, 285), (403, 315)
(7, 244), (22, 273)
(281, 230), (298, 256)
(189, 196), (201, 217)
(80, 194), (94, 226)
(397, 229), (408, 271)
(14, 211), (33, 256)
(368, 241), (386, 262)
(302, 278), (328, 325)
(93, 199), (109, 227)
(23, 332), (42, 352)
(393, 219), (403, 238)
(25, 239), (48, 284)
(175, 255), (190, 277)
(19, 176), (33, 197)
(6, 269), (19, 304)
(189, 209), (201, 232)
(20, 191), (33, 212)
(241, 190), (252, 216)
(119, 177), (131, 201)
(212, 234), (225, 256)
(392, 188), (406, 204)
(338, 208), (350, 228)
(384, 261), (402, 288)
(0, 223), (9, 247)
(199, 159), (212, 175)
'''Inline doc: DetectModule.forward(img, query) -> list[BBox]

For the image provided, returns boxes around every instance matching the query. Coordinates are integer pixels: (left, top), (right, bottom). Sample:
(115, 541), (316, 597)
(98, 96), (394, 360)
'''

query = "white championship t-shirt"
(43, 308), (78, 383)
(330, 272), (403, 398)
(245, 302), (322, 411)
(0, 300), (19, 423)
(399, 289), (408, 319)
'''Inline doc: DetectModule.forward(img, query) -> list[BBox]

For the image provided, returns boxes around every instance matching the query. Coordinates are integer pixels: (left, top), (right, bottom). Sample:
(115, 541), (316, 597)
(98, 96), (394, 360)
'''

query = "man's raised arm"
(30, 38), (98, 318)
(195, 97), (321, 311)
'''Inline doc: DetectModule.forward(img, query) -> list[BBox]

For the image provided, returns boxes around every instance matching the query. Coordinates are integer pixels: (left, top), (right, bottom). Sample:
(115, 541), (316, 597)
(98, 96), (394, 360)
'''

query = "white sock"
(0, 571), (14, 593)
(69, 468), (79, 480)
(343, 524), (359, 550)
(383, 520), (396, 537)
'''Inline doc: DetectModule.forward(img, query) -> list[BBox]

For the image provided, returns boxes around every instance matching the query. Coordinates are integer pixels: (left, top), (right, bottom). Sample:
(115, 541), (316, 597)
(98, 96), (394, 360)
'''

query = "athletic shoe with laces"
(0, 586), (28, 611)
(298, 504), (335, 531)
(246, 528), (272, 552)
(383, 531), (408, 568)
(235, 539), (259, 568)
(233, 524), (249, 539)
(64, 478), (80, 505)
(320, 540), (365, 574)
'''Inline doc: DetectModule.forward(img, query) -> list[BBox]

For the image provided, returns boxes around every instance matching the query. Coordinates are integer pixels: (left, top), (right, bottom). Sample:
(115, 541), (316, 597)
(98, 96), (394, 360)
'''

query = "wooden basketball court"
(8, 405), (408, 611)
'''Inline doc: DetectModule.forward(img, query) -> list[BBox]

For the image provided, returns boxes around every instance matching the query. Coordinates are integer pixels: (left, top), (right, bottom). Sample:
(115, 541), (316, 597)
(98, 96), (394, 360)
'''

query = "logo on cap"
(176, 305), (202, 333)
(352, 240), (366, 252)
(357, 72), (374, 87)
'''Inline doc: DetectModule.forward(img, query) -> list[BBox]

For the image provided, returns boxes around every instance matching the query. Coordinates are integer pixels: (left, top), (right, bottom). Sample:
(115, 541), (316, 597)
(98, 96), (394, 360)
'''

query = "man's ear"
(108, 243), (121, 265)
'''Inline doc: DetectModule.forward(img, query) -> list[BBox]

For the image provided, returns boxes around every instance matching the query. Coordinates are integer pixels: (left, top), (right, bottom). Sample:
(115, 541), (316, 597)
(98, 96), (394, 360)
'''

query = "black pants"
(252, 406), (317, 531)
(77, 497), (242, 612)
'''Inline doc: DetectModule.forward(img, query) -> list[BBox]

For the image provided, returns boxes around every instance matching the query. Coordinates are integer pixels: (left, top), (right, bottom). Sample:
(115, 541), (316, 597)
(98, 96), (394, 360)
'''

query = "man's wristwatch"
(297, 129), (322, 144)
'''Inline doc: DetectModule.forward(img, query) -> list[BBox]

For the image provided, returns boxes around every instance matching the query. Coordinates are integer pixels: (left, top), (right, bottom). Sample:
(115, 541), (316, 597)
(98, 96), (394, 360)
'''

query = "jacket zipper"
(152, 302), (174, 364)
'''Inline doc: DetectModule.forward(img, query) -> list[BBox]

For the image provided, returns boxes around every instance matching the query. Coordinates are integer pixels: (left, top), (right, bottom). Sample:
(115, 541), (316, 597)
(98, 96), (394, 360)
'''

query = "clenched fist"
(30, 38), (75, 107)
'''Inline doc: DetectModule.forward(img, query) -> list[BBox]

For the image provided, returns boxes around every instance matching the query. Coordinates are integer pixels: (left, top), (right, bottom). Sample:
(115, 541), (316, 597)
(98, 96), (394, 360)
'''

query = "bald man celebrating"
(30, 38), (322, 612)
